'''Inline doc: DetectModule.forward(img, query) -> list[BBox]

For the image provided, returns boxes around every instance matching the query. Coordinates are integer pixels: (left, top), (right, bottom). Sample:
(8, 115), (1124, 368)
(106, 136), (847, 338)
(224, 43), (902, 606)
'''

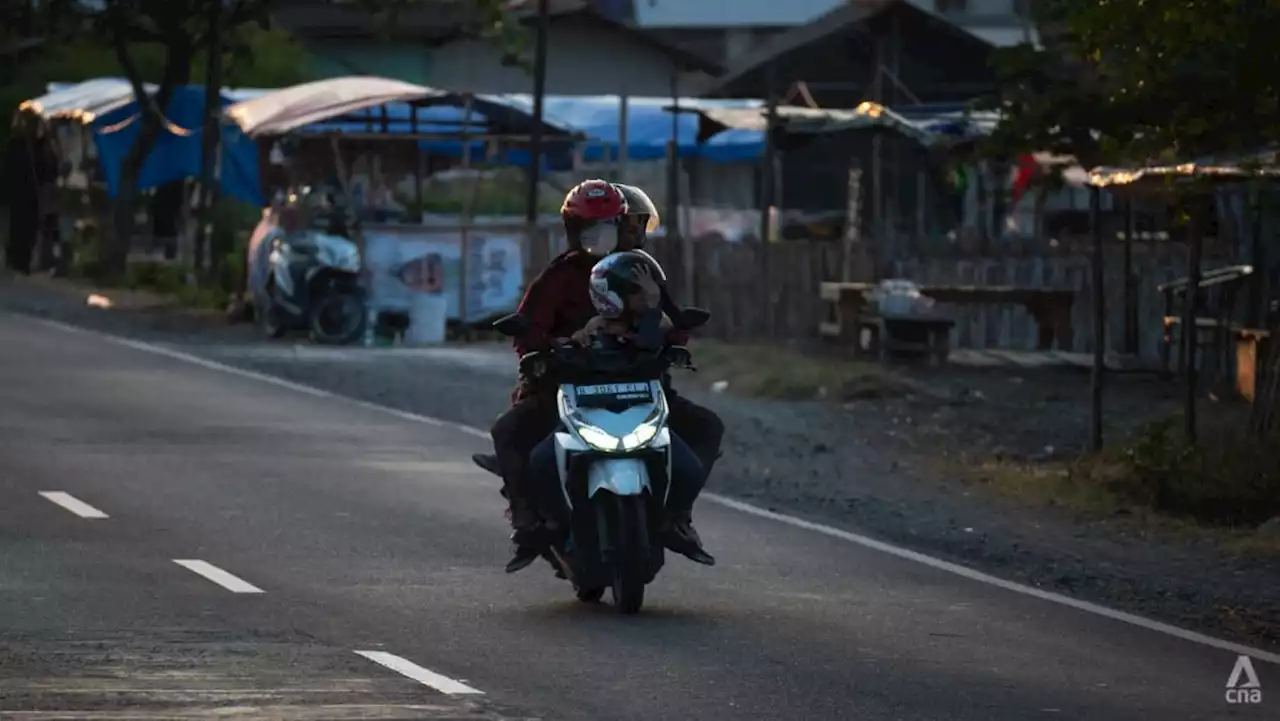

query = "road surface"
(0, 311), (1272, 720)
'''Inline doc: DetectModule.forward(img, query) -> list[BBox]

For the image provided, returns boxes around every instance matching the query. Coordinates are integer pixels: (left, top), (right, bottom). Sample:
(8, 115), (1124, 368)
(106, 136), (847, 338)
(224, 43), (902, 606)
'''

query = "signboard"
(363, 227), (524, 324)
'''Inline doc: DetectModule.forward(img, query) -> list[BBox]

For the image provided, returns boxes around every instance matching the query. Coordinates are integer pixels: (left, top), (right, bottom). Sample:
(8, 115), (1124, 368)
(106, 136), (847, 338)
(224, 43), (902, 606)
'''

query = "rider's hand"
(571, 316), (607, 345)
(633, 265), (662, 309)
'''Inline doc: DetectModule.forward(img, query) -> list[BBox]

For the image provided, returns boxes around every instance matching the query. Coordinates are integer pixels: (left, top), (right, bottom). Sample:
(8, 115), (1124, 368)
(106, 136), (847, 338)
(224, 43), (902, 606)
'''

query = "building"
(272, 0), (721, 96)
(616, 0), (1038, 68)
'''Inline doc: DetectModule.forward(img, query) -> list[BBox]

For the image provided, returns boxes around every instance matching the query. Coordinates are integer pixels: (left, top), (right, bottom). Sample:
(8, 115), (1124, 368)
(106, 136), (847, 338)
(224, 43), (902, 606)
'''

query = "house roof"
(466, 0), (725, 75)
(697, 0), (995, 98)
(276, 0), (722, 75)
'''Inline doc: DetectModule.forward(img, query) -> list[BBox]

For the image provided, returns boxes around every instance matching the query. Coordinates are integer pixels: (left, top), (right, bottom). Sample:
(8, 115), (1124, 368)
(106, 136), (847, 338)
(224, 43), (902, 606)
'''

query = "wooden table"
(820, 282), (1077, 351)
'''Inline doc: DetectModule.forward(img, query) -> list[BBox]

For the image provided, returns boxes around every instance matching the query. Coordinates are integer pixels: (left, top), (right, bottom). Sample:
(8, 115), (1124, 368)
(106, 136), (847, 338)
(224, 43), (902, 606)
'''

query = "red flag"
(1011, 153), (1039, 204)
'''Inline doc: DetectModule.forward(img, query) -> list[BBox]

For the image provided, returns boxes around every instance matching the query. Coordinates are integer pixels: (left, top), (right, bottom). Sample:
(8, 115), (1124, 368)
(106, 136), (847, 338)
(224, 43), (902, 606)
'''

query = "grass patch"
(688, 339), (920, 402)
(944, 408), (1280, 558)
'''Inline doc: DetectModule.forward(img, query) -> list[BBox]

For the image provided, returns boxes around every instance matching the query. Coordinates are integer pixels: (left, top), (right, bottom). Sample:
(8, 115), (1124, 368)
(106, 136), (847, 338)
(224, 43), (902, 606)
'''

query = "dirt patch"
(691, 340), (926, 402)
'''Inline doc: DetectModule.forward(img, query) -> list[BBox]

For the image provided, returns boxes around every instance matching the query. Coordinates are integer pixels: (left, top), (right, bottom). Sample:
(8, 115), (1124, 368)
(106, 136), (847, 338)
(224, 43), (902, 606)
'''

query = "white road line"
(173, 559), (264, 593)
(355, 650), (484, 695)
(25, 315), (1280, 665)
(38, 491), (109, 519)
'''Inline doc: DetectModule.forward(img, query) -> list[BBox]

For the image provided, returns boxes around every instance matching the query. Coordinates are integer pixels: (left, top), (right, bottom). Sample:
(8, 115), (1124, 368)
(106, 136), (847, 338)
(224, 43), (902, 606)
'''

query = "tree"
(981, 0), (1280, 166)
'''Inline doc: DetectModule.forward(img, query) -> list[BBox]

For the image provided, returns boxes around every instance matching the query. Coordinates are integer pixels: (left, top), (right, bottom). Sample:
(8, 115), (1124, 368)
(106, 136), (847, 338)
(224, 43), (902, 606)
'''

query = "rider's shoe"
(662, 510), (715, 566)
(504, 501), (544, 574)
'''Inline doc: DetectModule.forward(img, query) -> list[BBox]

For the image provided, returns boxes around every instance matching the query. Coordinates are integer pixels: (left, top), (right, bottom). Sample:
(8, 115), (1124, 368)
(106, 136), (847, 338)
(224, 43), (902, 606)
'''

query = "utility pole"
(524, 0), (550, 227)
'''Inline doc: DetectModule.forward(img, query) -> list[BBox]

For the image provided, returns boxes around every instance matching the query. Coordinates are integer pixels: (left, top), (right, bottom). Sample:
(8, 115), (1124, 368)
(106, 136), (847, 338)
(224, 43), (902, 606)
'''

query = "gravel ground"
(3, 272), (1277, 652)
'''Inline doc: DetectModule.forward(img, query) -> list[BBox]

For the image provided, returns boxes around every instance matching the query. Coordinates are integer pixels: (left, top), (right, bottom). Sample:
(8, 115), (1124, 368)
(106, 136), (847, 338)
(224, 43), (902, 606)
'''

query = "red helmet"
(561, 179), (627, 254)
(561, 179), (627, 222)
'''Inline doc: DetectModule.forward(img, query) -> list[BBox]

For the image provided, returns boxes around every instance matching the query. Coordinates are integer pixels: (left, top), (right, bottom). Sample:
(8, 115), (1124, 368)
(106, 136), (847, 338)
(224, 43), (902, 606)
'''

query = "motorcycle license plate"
(573, 382), (653, 407)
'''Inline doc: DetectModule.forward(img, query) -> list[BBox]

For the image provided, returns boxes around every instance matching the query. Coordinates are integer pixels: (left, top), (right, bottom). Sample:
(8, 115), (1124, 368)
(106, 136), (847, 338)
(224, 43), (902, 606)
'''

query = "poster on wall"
(364, 228), (524, 324)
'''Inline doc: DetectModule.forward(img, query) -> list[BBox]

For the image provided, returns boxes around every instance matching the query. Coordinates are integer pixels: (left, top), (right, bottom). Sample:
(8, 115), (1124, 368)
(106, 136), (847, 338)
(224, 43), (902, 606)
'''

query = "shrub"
(1122, 413), (1280, 526)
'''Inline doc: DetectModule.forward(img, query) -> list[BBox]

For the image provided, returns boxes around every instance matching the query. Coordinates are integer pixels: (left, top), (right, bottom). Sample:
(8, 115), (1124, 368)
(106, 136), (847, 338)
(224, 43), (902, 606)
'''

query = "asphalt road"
(0, 311), (1274, 721)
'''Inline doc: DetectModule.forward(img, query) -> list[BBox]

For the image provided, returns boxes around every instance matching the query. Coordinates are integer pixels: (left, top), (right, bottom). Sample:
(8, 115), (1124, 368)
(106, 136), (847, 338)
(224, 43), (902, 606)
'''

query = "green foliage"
(980, 0), (1280, 167)
(1121, 414), (1280, 526)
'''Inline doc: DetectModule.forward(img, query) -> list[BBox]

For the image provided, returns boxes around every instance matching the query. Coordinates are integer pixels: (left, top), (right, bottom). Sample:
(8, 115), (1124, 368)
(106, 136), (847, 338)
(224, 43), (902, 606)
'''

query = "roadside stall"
(221, 76), (581, 344)
(1086, 158), (1280, 443)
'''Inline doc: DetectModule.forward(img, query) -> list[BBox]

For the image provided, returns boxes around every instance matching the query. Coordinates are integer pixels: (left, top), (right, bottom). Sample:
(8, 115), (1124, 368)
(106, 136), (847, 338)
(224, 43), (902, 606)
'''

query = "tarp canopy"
(1087, 160), (1280, 196)
(21, 79), (266, 124)
(485, 94), (764, 162)
(675, 101), (998, 147)
(222, 76), (581, 141)
(91, 85), (262, 205)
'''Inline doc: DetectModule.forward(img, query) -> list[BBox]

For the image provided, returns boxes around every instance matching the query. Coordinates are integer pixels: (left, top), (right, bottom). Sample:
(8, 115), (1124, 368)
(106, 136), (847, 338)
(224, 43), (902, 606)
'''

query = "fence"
(641, 235), (1242, 361)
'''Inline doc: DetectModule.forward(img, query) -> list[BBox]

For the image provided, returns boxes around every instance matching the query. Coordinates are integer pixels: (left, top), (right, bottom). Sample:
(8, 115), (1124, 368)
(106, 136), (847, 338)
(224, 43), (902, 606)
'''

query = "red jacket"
(513, 250), (689, 356)
(510, 250), (690, 401)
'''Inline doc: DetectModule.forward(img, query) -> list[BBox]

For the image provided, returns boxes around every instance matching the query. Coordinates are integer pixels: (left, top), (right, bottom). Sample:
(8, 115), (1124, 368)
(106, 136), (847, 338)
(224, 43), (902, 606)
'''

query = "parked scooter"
(254, 229), (366, 345)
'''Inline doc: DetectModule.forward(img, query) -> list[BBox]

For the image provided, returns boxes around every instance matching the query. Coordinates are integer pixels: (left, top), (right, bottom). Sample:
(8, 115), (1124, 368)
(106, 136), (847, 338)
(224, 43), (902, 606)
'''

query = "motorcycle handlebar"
(518, 343), (695, 380)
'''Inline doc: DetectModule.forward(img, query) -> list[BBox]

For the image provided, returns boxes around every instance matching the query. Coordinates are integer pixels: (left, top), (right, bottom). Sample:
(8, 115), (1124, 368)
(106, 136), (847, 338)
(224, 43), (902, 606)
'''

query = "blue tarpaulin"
(92, 85), (263, 206)
(304, 94), (765, 165)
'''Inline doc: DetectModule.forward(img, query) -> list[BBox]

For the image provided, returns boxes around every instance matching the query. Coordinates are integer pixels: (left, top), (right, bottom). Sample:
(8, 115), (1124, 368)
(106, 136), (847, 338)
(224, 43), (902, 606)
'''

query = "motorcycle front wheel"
(609, 494), (650, 615)
(308, 288), (365, 345)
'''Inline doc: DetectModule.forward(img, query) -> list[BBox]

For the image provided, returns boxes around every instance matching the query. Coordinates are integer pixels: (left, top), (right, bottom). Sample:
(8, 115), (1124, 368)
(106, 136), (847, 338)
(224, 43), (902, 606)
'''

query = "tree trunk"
(195, 0), (224, 280)
(103, 25), (193, 282)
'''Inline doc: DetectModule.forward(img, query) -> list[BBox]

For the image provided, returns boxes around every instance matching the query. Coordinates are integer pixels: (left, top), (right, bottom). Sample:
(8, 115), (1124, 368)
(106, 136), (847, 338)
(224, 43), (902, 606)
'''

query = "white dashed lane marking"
(173, 559), (265, 593)
(355, 650), (485, 695)
(38, 491), (109, 519)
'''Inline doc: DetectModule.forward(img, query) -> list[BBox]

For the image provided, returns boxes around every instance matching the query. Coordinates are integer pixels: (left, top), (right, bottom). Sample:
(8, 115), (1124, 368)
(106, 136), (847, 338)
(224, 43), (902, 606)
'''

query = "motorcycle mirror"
(676, 307), (711, 329)
(492, 313), (530, 337)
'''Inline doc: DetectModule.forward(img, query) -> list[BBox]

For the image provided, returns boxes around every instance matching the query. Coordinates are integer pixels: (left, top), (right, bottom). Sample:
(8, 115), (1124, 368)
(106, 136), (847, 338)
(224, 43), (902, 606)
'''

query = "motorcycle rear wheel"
(308, 290), (365, 345)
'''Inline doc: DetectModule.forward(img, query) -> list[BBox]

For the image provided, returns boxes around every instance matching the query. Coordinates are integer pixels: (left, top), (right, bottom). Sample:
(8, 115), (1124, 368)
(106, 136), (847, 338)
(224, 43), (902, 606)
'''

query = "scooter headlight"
(560, 386), (667, 452)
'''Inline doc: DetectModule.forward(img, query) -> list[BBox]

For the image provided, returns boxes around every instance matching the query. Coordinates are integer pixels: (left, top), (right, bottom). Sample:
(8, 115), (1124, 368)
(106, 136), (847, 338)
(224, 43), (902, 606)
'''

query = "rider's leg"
(661, 432), (715, 566)
(490, 393), (558, 572)
(528, 434), (570, 532)
(663, 390), (723, 563)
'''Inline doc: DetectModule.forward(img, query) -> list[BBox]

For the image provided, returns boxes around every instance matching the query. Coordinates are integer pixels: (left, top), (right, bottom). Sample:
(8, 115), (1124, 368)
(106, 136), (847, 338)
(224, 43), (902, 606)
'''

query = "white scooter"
(479, 307), (710, 614)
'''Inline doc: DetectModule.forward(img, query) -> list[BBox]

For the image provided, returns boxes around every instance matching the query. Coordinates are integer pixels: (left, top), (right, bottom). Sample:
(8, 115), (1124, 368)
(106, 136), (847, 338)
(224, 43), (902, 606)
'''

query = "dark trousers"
(489, 383), (724, 514)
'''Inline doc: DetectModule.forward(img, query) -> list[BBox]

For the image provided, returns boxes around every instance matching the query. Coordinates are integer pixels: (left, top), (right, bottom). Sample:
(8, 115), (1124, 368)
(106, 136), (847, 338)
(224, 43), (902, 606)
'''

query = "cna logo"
(394, 253), (444, 293)
(1225, 655), (1262, 705)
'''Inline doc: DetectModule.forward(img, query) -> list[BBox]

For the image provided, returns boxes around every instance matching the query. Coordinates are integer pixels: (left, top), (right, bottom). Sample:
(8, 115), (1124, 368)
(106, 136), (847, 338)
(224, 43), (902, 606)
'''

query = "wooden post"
(459, 94), (475, 339)
(760, 62), (778, 339)
(617, 94), (629, 183)
(1182, 211), (1203, 443)
(1122, 198), (1138, 354)
(841, 162), (864, 282)
(411, 105), (423, 224)
(1089, 186), (1105, 451)
(1248, 186), (1265, 326)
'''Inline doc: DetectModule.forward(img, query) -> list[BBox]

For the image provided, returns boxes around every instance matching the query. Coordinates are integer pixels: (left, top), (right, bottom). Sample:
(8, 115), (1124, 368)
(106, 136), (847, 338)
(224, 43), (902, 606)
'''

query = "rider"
(487, 180), (722, 572)
(525, 250), (711, 552)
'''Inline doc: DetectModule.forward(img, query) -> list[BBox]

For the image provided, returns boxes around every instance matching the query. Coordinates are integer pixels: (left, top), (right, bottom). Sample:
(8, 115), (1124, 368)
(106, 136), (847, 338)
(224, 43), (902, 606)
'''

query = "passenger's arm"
(657, 286), (691, 345)
(512, 266), (563, 356)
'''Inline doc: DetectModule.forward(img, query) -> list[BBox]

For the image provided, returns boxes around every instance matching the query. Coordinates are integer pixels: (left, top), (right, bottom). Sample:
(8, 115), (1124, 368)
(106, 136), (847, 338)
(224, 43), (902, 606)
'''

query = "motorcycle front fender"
(587, 458), (650, 498)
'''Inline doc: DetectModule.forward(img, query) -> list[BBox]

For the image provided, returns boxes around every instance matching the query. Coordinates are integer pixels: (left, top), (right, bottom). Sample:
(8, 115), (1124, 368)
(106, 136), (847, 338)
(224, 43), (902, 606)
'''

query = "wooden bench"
(1157, 265), (1253, 378)
(860, 313), (956, 364)
(820, 281), (1076, 351)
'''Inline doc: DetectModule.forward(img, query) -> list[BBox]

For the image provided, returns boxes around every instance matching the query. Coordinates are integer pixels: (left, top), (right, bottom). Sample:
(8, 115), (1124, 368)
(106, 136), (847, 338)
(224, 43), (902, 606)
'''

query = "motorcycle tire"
(609, 495), (649, 615)
(308, 290), (365, 345)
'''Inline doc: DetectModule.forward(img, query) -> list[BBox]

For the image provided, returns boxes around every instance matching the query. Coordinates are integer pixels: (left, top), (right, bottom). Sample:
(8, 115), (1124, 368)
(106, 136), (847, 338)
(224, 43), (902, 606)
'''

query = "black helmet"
(588, 250), (664, 319)
(612, 184), (660, 250)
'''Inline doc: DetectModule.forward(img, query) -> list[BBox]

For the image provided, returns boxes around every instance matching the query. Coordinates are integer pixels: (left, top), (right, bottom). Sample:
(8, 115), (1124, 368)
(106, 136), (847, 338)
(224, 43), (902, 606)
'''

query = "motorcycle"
(475, 307), (711, 614)
(254, 230), (366, 345)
